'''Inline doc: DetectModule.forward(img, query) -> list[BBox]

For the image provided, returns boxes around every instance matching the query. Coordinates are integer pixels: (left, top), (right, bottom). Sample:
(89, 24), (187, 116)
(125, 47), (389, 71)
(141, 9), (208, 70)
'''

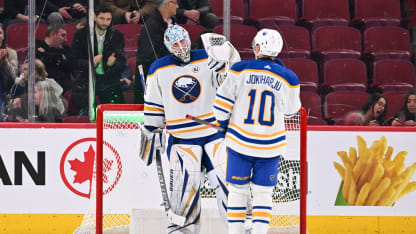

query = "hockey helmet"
(164, 24), (191, 63)
(252, 28), (283, 58)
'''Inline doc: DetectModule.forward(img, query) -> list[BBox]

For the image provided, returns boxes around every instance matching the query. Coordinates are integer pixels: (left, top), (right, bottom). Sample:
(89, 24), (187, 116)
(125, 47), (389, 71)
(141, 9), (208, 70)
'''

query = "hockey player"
(139, 24), (239, 233)
(213, 28), (301, 234)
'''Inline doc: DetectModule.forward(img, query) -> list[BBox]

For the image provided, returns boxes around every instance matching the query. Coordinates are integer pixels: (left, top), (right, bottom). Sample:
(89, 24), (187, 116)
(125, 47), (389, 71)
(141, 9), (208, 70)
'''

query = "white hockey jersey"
(144, 49), (222, 139)
(214, 58), (301, 158)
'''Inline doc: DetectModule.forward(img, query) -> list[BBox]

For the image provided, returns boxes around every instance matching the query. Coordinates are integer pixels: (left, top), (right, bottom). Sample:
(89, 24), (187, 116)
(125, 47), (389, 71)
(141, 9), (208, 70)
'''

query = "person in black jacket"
(134, 0), (178, 104)
(72, 3), (126, 114)
(36, 23), (73, 93)
(175, 0), (217, 29)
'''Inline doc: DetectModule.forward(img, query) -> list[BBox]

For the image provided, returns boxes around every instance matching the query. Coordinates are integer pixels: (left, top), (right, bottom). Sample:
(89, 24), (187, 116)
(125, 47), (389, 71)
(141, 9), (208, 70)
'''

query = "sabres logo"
(172, 75), (201, 104)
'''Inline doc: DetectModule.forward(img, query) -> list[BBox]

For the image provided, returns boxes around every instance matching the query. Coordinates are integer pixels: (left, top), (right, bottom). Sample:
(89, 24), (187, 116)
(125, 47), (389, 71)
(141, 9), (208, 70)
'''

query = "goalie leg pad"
(227, 183), (249, 234)
(204, 138), (228, 180)
(167, 144), (203, 234)
(251, 184), (274, 234)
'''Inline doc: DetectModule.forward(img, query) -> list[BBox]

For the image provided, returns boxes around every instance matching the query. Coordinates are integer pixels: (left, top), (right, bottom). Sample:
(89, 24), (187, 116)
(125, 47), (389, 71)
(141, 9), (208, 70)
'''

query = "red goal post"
(78, 104), (307, 234)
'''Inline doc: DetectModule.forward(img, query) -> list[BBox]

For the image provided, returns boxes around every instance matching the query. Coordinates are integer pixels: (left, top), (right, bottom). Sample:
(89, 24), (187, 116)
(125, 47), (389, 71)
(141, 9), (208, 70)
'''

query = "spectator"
(134, 0), (178, 103)
(100, 0), (156, 25)
(37, 0), (88, 25)
(6, 59), (64, 122)
(0, 23), (18, 114)
(3, 0), (37, 28)
(72, 3), (126, 114)
(344, 93), (388, 126)
(36, 23), (73, 93)
(391, 89), (416, 126)
(175, 0), (217, 29)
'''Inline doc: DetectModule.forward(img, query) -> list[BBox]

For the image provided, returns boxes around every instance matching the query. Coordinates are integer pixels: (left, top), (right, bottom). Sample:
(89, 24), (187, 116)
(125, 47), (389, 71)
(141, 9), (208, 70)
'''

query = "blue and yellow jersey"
(214, 58), (301, 157)
(144, 49), (218, 139)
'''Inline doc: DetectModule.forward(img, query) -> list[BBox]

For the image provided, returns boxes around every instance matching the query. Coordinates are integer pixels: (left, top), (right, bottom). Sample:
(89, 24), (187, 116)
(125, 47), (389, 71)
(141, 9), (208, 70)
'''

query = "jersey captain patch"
(172, 75), (201, 104)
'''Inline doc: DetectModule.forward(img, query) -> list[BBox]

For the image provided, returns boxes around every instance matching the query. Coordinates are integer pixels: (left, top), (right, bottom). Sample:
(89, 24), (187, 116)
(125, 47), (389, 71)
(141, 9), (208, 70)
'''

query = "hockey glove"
(138, 124), (166, 166)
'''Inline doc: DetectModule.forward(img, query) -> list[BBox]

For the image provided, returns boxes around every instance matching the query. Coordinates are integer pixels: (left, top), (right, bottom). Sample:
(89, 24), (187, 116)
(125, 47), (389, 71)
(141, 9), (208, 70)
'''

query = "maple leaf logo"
(69, 145), (95, 184)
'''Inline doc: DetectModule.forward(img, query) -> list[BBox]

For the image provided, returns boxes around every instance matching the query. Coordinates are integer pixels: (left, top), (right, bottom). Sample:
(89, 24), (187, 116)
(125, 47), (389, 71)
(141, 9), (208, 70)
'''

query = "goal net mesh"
(75, 105), (306, 234)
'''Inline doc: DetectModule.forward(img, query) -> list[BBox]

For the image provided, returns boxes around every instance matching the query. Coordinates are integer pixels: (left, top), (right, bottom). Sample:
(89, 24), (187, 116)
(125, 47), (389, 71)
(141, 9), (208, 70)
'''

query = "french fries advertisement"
(333, 136), (416, 206)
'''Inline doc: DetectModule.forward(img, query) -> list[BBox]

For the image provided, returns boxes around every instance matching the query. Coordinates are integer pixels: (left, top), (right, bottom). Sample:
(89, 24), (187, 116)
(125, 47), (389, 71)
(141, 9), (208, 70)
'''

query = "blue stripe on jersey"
(227, 128), (286, 145)
(214, 105), (229, 114)
(216, 93), (235, 104)
(231, 59), (299, 86)
(253, 206), (272, 210)
(228, 220), (245, 223)
(227, 207), (247, 210)
(144, 113), (164, 117)
(166, 117), (216, 130)
(145, 101), (164, 108)
(252, 220), (269, 224)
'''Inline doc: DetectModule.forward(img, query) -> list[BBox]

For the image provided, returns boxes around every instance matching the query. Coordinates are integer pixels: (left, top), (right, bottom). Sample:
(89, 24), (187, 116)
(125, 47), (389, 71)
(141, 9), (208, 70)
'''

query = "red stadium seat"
(6, 23), (48, 50)
(64, 23), (77, 46)
(323, 58), (367, 92)
(307, 116), (328, 125)
(274, 25), (310, 59)
(210, 0), (245, 24)
(282, 58), (318, 93)
(311, 26), (362, 61)
(213, 25), (257, 51)
(127, 57), (137, 78)
(113, 24), (143, 60)
(300, 0), (349, 29)
(352, 0), (401, 29)
(372, 60), (415, 92)
(324, 90), (369, 122)
(180, 24), (205, 43)
(63, 116), (90, 123)
(384, 91), (408, 120)
(363, 26), (412, 61)
(300, 91), (322, 118)
(249, 0), (297, 26)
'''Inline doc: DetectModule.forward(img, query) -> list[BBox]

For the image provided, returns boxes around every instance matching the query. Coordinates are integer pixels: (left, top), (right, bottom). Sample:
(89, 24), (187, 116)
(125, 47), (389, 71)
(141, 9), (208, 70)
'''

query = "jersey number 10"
(244, 89), (275, 126)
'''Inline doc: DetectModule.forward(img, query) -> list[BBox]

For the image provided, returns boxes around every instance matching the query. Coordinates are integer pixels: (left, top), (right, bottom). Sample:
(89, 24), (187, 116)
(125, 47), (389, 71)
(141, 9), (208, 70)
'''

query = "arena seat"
(383, 91), (408, 120)
(113, 24), (143, 60)
(282, 58), (319, 93)
(300, 91), (322, 118)
(307, 116), (328, 125)
(127, 57), (137, 78)
(274, 25), (310, 59)
(300, 0), (349, 29)
(372, 59), (415, 92)
(324, 90), (369, 122)
(213, 24), (257, 51)
(6, 23), (48, 50)
(311, 26), (362, 61)
(352, 0), (401, 29)
(249, 0), (297, 27)
(363, 26), (412, 61)
(180, 24), (205, 43)
(62, 115), (90, 123)
(322, 58), (367, 93)
(64, 23), (77, 46)
(210, 0), (245, 24)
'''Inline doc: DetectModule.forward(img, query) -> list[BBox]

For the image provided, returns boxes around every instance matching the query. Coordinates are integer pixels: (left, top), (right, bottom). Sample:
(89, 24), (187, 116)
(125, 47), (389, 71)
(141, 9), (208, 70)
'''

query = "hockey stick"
(185, 114), (226, 132)
(138, 64), (146, 94)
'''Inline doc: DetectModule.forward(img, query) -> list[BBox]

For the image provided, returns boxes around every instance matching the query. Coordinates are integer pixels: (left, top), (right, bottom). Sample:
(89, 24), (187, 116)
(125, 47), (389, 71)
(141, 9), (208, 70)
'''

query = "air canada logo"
(172, 75), (201, 104)
(60, 138), (122, 198)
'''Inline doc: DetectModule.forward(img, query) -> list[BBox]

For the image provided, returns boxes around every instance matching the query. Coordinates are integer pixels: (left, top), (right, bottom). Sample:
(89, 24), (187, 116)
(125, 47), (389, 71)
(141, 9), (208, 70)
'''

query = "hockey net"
(75, 104), (307, 234)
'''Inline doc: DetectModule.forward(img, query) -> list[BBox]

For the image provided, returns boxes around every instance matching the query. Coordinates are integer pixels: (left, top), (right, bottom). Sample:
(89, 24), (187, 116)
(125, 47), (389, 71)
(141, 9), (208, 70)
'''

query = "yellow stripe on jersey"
(227, 212), (246, 218)
(189, 58), (208, 64)
(147, 64), (177, 79)
(228, 122), (285, 138)
(214, 99), (233, 112)
(144, 106), (164, 112)
(252, 211), (272, 218)
(177, 146), (199, 162)
(230, 69), (300, 88)
(227, 135), (287, 150)
(167, 125), (211, 134)
(166, 112), (214, 124)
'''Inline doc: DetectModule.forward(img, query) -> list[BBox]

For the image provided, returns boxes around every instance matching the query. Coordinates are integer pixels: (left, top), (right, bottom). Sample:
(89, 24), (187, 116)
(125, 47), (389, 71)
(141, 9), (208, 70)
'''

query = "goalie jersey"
(144, 49), (222, 139)
(214, 58), (301, 158)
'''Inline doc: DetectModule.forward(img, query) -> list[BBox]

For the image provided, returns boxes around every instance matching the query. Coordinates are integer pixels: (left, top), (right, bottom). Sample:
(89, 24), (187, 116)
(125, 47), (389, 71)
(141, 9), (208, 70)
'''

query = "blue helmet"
(164, 25), (191, 63)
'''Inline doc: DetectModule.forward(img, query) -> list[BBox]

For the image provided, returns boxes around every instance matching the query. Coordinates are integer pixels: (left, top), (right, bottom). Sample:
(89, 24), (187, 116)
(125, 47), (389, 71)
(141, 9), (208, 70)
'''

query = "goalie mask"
(164, 25), (191, 63)
(252, 28), (283, 58)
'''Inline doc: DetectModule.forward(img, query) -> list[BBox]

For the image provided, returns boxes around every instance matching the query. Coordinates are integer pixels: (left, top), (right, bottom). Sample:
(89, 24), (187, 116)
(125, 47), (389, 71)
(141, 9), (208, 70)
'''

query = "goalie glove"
(202, 33), (241, 72)
(138, 124), (166, 166)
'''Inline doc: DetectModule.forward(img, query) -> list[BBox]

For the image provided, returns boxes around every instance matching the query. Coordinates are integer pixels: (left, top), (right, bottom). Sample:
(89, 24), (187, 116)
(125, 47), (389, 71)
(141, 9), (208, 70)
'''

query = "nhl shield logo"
(172, 75), (201, 104)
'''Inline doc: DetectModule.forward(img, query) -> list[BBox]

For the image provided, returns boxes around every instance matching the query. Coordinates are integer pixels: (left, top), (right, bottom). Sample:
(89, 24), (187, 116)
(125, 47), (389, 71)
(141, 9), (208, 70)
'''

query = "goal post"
(76, 104), (307, 234)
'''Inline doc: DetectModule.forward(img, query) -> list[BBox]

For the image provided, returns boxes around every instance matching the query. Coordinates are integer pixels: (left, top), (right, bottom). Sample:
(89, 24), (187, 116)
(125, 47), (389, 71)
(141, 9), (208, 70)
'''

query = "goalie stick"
(185, 114), (226, 132)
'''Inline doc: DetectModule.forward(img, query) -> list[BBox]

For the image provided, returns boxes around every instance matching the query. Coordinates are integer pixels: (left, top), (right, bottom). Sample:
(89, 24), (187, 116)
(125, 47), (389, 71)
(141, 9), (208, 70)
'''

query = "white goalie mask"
(252, 28), (283, 58)
(164, 25), (191, 63)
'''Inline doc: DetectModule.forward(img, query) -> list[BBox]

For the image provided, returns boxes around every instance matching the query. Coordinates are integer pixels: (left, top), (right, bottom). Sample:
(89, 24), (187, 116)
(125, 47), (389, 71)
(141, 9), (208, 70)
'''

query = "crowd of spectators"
(0, 0), (415, 126)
